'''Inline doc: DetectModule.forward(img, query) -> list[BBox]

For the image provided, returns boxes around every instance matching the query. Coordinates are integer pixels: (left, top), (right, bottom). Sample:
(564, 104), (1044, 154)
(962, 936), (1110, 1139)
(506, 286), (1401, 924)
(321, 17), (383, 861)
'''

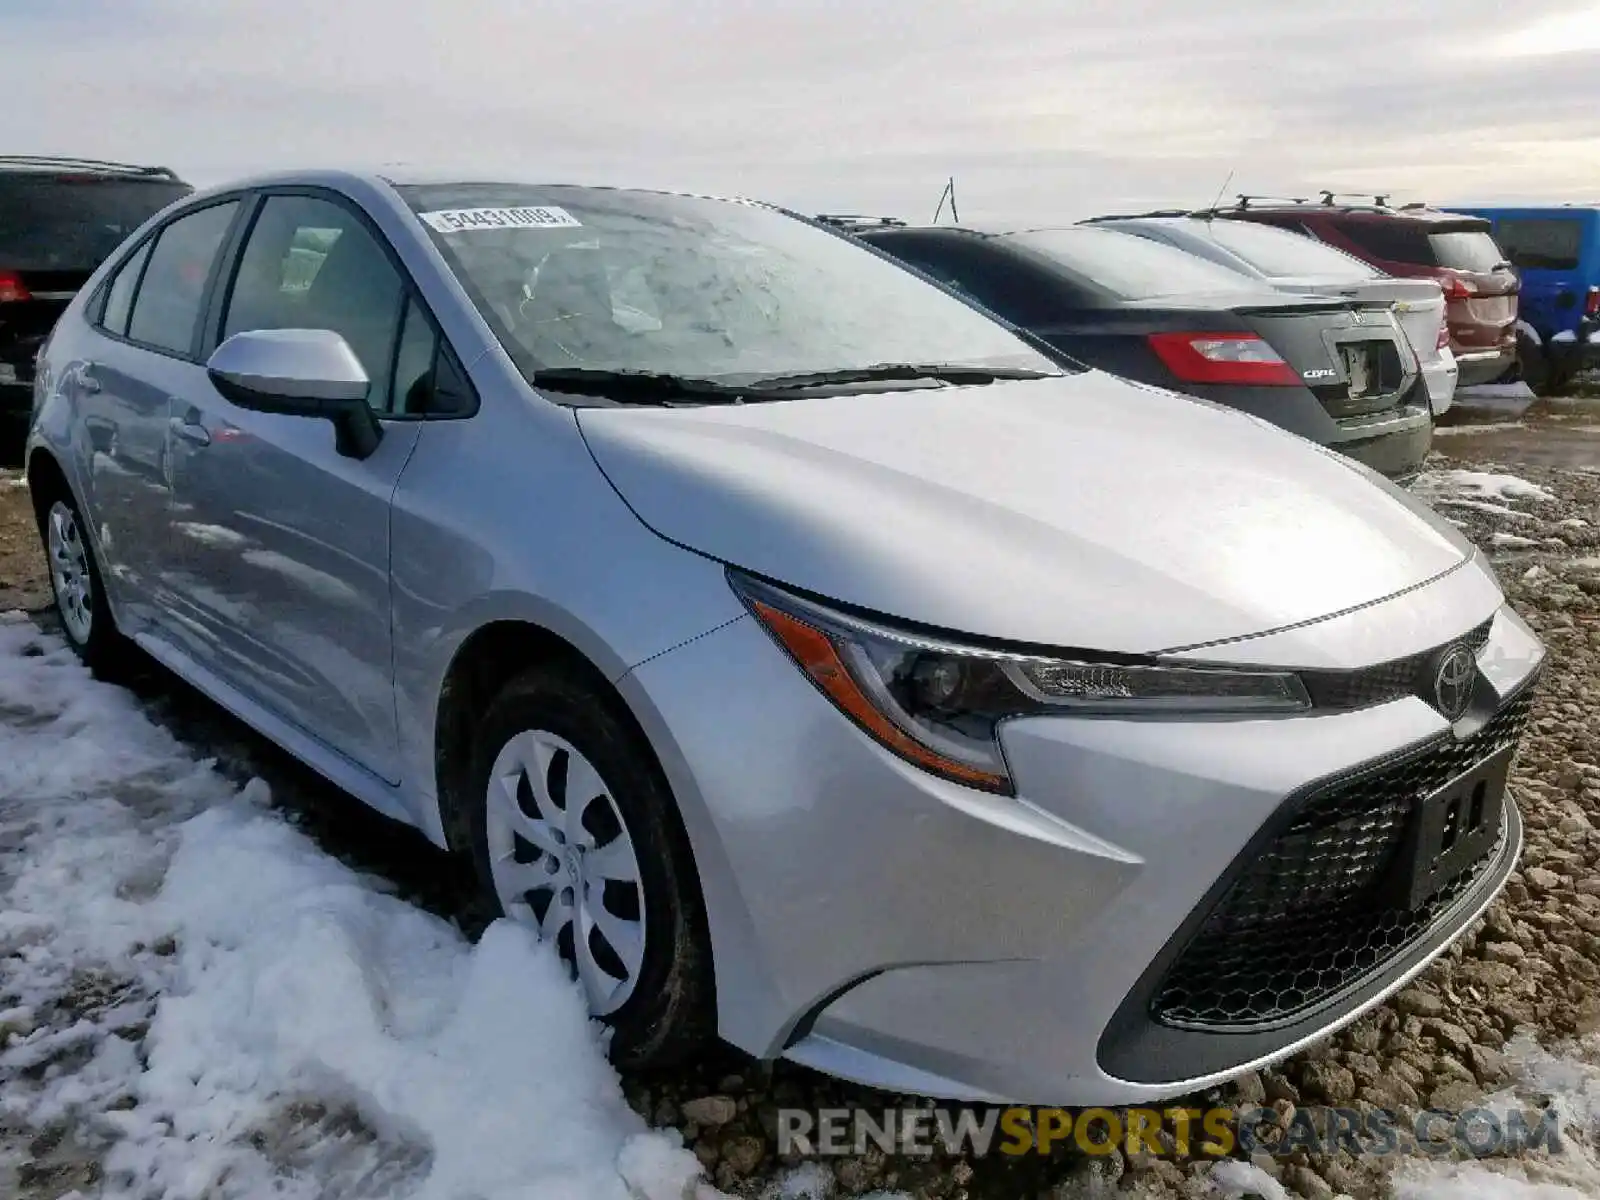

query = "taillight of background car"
(1586, 286), (1600, 318)
(1145, 332), (1300, 386)
(0, 271), (31, 303)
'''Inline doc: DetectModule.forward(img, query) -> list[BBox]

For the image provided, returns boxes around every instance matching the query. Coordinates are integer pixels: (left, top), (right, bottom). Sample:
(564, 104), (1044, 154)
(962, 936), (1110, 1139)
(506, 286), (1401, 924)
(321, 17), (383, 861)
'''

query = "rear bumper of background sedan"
(1422, 349), (1458, 416)
(621, 585), (1544, 1105)
(1454, 346), (1516, 388)
(1188, 382), (1432, 479)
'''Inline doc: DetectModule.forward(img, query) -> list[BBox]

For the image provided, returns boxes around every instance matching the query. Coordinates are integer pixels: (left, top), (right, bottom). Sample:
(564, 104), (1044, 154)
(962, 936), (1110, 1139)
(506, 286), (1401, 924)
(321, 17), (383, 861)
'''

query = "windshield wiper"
(531, 367), (748, 405)
(738, 363), (1058, 392)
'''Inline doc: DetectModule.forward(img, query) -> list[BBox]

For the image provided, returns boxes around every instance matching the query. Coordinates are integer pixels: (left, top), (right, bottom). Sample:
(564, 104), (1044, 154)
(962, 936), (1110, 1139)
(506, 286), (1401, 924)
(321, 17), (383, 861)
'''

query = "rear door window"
(126, 201), (240, 356)
(0, 176), (191, 271)
(1490, 219), (1583, 271)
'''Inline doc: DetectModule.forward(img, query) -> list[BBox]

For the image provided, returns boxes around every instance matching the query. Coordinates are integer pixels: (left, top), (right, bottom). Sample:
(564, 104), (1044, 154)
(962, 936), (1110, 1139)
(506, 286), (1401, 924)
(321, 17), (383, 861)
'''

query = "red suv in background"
(1213, 195), (1519, 386)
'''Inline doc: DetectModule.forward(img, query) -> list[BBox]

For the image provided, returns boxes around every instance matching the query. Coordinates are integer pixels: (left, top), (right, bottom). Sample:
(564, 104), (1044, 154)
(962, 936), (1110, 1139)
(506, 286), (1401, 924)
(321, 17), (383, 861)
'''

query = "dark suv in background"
(1213, 195), (1518, 386)
(1, 157), (192, 428)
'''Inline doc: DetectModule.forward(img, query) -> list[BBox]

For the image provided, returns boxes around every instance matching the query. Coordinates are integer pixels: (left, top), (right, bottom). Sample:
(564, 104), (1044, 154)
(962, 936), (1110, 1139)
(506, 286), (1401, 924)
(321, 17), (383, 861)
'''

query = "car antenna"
(932, 176), (960, 224)
(1201, 167), (1235, 220)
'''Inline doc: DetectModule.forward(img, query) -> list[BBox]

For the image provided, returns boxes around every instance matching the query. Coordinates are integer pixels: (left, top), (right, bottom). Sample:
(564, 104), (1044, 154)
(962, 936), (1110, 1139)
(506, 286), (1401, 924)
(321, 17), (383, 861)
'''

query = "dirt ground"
(0, 469), (46, 614)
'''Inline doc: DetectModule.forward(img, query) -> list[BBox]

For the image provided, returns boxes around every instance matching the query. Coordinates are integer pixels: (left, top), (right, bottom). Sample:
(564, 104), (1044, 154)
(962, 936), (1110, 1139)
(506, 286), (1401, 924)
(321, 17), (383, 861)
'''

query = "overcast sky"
(7, 0), (1600, 224)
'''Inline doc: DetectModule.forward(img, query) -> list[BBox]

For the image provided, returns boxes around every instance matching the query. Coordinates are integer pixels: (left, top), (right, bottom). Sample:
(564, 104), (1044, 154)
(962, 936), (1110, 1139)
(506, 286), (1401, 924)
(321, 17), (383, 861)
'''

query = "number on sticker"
(419, 206), (583, 233)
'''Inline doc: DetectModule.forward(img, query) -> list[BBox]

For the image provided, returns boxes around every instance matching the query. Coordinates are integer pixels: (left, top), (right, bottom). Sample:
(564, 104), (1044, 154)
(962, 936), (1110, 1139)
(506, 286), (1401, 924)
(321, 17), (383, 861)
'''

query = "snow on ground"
(1450, 383), (1539, 417)
(0, 616), (715, 1200)
(1433, 422), (1530, 438)
(1493, 532), (1542, 549)
(1385, 1035), (1600, 1200)
(1413, 470), (1559, 513)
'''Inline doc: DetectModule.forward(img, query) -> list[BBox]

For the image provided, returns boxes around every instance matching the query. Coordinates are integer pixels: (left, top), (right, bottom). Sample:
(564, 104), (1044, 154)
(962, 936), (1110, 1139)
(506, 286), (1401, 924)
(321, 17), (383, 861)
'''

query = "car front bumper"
(620, 566), (1545, 1104)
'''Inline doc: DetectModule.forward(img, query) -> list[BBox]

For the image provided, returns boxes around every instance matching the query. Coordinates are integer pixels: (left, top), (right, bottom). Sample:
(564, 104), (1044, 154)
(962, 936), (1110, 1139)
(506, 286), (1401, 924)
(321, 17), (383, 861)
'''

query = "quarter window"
(224, 195), (404, 411)
(100, 241), (152, 336)
(391, 296), (438, 415)
(126, 201), (239, 355)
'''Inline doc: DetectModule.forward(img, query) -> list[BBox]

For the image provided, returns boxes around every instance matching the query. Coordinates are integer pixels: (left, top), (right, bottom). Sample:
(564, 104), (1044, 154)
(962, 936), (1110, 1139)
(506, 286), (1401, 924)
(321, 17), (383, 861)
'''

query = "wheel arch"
(24, 446), (74, 536)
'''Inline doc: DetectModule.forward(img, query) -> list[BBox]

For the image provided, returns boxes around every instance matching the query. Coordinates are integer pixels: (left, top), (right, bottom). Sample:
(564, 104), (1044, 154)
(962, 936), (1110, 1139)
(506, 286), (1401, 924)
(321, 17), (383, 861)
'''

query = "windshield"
(1004, 226), (1262, 299)
(1191, 219), (1383, 280)
(399, 184), (1056, 386)
(0, 176), (192, 271)
(1428, 229), (1507, 274)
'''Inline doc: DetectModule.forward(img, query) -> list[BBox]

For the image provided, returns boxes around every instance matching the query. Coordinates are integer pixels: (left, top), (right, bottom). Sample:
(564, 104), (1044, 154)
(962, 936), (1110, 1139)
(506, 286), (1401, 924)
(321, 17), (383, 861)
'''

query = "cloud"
(4, 0), (1598, 223)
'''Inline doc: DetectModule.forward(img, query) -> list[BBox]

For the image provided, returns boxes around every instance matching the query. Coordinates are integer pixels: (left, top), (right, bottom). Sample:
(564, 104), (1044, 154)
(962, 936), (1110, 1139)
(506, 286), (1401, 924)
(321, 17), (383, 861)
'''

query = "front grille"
(1301, 617), (1494, 713)
(1151, 681), (1535, 1029)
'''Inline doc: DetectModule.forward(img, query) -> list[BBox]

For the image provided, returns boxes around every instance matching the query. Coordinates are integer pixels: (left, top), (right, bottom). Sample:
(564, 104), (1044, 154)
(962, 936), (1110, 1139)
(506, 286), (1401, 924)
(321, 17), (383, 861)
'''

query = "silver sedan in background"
(26, 170), (1544, 1102)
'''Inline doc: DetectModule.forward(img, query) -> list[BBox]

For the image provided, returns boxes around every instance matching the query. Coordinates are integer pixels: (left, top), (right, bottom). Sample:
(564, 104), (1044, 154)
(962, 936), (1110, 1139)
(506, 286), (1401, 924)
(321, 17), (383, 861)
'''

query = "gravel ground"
(2, 413), (1599, 1199)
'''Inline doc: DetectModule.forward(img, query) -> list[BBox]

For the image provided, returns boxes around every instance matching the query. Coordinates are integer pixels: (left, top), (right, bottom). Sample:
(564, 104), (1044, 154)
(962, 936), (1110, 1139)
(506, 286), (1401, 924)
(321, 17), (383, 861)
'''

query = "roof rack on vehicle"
(1233, 193), (1312, 210)
(0, 155), (181, 180)
(1316, 191), (1398, 208)
(814, 213), (908, 231)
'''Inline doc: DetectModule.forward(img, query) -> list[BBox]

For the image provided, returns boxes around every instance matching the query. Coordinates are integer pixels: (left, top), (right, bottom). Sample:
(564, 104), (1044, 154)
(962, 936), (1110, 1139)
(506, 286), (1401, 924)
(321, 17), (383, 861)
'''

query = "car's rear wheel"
(464, 665), (713, 1067)
(1511, 330), (1549, 392)
(42, 494), (127, 671)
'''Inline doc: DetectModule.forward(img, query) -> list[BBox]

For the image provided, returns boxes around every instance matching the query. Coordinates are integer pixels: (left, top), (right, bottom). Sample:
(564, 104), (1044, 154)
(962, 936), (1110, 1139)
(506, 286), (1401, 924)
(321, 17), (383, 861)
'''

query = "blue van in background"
(1449, 205), (1600, 390)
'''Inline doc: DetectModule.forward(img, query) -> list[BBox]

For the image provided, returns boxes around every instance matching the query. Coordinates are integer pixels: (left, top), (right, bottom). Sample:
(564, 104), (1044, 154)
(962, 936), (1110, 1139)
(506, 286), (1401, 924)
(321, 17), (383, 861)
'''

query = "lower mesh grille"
(1151, 682), (1536, 1029)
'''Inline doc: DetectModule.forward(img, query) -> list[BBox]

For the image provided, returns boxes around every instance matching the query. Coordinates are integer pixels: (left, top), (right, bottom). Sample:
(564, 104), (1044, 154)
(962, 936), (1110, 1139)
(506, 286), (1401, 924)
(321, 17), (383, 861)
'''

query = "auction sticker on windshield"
(420, 206), (582, 233)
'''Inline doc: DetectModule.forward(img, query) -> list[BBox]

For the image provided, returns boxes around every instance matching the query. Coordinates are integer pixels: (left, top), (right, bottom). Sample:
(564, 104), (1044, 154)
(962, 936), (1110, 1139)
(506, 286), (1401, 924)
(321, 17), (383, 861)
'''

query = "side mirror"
(206, 328), (383, 459)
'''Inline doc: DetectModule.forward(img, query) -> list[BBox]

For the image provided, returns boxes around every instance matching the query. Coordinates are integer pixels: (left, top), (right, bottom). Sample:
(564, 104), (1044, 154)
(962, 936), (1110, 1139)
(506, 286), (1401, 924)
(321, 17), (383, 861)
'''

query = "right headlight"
(729, 571), (1310, 795)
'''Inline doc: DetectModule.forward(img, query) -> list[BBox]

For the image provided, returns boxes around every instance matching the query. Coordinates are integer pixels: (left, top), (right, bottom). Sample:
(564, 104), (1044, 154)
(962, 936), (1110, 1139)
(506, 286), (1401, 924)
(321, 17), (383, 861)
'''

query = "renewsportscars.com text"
(777, 1104), (1563, 1159)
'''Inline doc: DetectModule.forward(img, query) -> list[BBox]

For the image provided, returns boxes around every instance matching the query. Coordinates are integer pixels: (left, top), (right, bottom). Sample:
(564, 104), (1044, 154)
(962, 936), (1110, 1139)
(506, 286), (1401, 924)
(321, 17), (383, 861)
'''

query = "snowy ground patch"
(1413, 470), (1558, 506)
(1451, 383), (1538, 417)
(0, 617), (711, 1200)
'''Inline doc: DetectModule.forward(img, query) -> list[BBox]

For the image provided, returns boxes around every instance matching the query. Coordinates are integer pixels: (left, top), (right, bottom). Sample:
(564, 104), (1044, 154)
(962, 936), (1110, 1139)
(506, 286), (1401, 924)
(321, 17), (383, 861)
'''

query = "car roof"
(1220, 202), (1486, 228)
(1449, 204), (1600, 216)
(167, 167), (776, 214)
(861, 223), (1070, 239)
(0, 155), (186, 183)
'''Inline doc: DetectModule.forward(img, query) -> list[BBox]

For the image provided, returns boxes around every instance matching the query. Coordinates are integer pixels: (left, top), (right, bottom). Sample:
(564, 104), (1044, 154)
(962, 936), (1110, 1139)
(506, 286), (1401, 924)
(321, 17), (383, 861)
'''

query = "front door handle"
(169, 415), (212, 447)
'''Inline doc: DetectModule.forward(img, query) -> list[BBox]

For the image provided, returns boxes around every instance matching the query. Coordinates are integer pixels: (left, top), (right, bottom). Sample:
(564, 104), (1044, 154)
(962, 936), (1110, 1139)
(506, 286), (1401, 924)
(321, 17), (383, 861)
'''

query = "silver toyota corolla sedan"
(25, 170), (1545, 1104)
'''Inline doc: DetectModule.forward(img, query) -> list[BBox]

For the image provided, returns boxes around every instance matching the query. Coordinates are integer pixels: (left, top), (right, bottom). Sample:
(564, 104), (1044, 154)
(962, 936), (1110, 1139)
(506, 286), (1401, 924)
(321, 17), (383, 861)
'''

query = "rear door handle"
(169, 415), (212, 447)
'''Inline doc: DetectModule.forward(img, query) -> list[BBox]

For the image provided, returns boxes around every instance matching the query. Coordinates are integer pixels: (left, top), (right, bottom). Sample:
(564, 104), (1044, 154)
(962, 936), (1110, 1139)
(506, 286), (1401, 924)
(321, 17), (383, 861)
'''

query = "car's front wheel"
(42, 494), (128, 671)
(465, 665), (714, 1067)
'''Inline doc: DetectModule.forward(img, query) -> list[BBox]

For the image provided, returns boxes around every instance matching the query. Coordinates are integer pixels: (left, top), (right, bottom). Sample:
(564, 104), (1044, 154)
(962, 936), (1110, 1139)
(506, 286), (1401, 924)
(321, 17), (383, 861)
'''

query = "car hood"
(575, 371), (1474, 654)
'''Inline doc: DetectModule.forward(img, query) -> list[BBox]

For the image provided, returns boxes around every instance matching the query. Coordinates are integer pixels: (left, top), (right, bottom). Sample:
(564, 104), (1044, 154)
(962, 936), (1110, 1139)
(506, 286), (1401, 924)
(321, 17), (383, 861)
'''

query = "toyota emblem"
(1432, 644), (1476, 720)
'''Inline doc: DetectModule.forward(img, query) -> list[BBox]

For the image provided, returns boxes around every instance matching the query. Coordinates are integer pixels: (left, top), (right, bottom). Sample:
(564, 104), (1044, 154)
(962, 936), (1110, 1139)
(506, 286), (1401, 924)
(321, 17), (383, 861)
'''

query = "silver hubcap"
(485, 730), (647, 1014)
(47, 502), (93, 645)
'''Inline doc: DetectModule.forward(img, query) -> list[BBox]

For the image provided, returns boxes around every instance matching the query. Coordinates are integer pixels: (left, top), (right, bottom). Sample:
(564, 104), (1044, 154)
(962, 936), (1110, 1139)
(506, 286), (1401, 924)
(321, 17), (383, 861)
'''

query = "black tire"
(1515, 331), (1548, 392)
(36, 487), (131, 675)
(464, 664), (714, 1068)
